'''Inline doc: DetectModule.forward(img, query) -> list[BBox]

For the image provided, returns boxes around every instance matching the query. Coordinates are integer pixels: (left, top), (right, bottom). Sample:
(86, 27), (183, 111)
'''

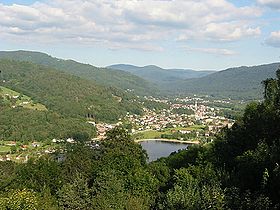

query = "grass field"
(0, 86), (23, 96)
(21, 102), (47, 111)
(170, 125), (205, 131)
(140, 130), (162, 139)
(137, 125), (206, 139)
(0, 146), (10, 153)
(0, 86), (47, 111)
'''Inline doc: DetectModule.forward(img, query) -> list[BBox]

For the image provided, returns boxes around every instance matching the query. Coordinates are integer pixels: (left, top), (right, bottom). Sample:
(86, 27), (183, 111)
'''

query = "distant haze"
(108, 64), (215, 84)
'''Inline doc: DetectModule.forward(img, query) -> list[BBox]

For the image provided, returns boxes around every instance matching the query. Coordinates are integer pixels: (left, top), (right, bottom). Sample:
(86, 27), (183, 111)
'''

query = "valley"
(0, 50), (279, 209)
(0, 88), (239, 162)
(0, 51), (267, 153)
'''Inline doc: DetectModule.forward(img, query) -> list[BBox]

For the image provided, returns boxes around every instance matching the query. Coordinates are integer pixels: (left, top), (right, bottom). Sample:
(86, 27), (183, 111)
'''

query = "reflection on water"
(139, 140), (189, 162)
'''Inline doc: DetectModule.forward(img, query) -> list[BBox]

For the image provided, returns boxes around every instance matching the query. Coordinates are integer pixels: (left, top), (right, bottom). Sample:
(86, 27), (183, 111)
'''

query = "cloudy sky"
(0, 0), (280, 70)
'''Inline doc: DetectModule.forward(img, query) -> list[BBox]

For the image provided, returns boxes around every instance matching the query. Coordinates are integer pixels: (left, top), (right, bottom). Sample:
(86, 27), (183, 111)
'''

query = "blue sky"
(0, 0), (280, 70)
(1, 0), (36, 5)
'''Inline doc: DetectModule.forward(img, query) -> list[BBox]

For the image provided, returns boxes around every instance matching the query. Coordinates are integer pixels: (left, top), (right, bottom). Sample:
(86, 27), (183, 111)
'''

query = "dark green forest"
(0, 59), (143, 122)
(1, 69), (280, 209)
(0, 59), (171, 142)
(0, 107), (96, 142)
(0, 84), (96, 142)
(0, 51), (158, 96)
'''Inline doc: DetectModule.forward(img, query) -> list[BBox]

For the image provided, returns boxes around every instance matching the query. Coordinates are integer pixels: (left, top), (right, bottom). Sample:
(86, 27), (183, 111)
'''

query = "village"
(0, 95), (237, 162)
(95, 96), (236, 143)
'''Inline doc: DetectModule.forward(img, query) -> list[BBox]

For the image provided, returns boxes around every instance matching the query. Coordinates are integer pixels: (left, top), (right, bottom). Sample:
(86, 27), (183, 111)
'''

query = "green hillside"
(0, 107), (97, 142)
(0, 86), (96, 142)
(0, 59), (142, 122)
(0, 51), (158, 96)
(178, 63), (280, 99)
(0, 86), (47, 111)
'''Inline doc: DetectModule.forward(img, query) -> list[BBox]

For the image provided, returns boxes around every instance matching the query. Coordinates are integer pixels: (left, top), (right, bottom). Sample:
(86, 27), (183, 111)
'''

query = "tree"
(211, 68), (280, 207)
(14, 156), (63, 195)
(166, 164), (225, 210)
(91, 169), (150, 210)
(58, 173), (92, 210)
(0, 189), (40, 210)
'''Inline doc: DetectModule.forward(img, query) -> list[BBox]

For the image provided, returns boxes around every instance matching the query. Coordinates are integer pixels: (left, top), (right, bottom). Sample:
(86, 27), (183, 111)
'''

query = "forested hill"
(0, 59), (142, 122)
(108, 63), (280, 99)
(108, 64), (214, 84)
(0, 50), (158, 96)
(178, 63), (280, 99)
(1, 51), (279, 100)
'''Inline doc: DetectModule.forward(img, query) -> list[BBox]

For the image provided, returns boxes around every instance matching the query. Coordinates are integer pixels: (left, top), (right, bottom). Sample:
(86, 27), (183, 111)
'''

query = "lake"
(139, 140), (189, 162)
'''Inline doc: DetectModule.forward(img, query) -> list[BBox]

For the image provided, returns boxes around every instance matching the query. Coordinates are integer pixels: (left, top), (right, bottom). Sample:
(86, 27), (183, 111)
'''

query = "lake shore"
(135, 139), (200, 145)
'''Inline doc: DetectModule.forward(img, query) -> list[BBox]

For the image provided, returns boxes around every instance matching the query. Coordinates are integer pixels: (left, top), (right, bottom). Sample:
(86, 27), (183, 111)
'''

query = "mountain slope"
(108, 64), (214, 84)
(0, 51), (158, 96)
(0, 59), (142, 122)
(178, 63), (280, 99)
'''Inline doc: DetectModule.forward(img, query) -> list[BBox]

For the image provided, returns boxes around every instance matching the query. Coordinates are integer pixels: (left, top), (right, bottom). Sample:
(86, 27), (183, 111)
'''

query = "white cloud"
(183, 46), (236, 56)
(257, 0), (280, 10)
(0, 0), (263, 51)
(265, 31), (280, 47)
(202, 22), (261, 42)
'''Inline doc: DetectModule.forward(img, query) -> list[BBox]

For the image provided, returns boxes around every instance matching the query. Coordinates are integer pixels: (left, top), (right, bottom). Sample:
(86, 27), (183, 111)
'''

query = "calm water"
(139, 140), (189, 162)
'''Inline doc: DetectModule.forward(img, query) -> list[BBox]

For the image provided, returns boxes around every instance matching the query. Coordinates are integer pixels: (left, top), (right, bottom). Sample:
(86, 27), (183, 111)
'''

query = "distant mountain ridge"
(108, 63), (280, 99)
(0, 50), (158, 96)
(177, 63), (280, 99)
(0, 50), (279, 100)
(108, 64), (215, 84)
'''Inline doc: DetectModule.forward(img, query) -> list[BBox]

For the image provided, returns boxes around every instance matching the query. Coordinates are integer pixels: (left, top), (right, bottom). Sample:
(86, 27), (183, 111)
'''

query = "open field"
(0, 140), (65, 162)
(134, 125), (205, 140)
(135, 139), (199, 144)
(0, 86), (47, 111)
(0, 146), (10, 153)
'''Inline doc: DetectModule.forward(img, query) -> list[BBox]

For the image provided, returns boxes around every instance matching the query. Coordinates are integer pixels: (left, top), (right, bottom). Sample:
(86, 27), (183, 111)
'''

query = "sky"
(0, 0), (280, 70)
